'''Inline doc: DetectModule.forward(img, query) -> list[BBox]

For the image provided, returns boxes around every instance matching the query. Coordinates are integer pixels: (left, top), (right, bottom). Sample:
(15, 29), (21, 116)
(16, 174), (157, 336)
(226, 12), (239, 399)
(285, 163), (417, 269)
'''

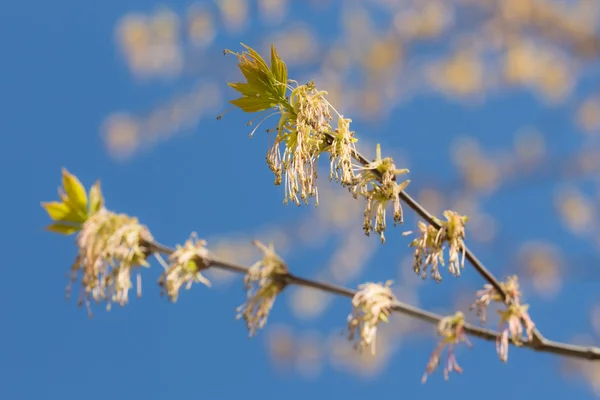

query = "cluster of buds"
(237, 241), (289, 337)
(422, 311), (471, 383)
(351, 144), (411, 243)
(346, 280), (396, 355)
(158, 233), (212, 302)
(409, 210), (469, 281)
(472, 275), (535, 362)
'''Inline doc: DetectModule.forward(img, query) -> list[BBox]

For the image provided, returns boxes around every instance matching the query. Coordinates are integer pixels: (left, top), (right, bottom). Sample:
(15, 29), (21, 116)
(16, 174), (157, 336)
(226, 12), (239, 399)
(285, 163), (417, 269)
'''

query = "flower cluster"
(472, 275), (535, 362)
(226, 45), (329, 206)
(68, 208), (153, 316)
(226, 45), (410, 239)
(325, 116), (358, 187)
(351, 144), (411, 243)
(409, 210), (469, 281)
(346, 280), (396, 355)
(237, 241), (289, 337)
(422, 311), (471, 383)
(269, 82), (332, 206)
(158, 233), (212, 302)
(42, 169), (153, 317)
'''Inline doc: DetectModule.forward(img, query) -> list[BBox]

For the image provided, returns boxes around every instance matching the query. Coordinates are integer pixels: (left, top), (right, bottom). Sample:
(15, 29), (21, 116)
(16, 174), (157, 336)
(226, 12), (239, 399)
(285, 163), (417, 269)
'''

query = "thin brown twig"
(146, 240), (600, 361)
(346, 139), (548, 346)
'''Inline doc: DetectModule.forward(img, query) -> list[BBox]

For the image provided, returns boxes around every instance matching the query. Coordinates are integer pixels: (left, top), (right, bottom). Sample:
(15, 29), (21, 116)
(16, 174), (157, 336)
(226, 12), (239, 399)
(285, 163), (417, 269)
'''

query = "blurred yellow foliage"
(393, 1), (451, 39)
(103, 82), (221, 159)
(429, 51), (483, 97)
(217, 0), (248, 32)
(116, 9), (182, 78)
(258, 0), (288, 24)
(518, 241), (562, 299)
(555, 187), (596, 235)
(577, 97), (600, 134)
(187, 5), (216, 47)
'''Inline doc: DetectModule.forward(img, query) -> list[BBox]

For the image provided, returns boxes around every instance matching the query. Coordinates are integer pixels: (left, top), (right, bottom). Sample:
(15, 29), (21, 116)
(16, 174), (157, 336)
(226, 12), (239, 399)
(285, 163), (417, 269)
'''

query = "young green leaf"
(270, 45), (288, 97)
(226, 44), (290, 114)
(61, 168), (88, 216)
(230, 96), (277, 113)
(41, 201), (87, 224)
(88, 180), (104, 215)
(228, 82), (263, 98)
(45, 222), (82, 235)
(41, 201), (71, 221)
(241, 43), (271, 74)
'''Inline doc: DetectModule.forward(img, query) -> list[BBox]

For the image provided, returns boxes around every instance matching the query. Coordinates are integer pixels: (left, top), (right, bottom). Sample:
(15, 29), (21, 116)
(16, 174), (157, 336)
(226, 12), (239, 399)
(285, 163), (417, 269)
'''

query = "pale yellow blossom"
(237, 241), (289, 336)
(347, 280), (395, 354)
(67, 208), (153, 317)
(158, 233), (212, 302)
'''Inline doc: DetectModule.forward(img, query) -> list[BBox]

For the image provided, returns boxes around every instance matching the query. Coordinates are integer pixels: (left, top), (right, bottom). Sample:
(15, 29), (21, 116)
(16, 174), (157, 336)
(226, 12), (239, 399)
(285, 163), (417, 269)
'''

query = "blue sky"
(1, 1), (599, 399)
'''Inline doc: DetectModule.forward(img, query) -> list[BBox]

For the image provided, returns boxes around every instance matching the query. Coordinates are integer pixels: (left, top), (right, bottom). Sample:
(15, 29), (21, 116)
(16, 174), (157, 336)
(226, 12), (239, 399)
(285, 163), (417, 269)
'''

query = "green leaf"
(61, 168), (88, 216)
(41, 201), (88, 224)
(270, 45), (288, 97)
(237, 61), (271, 91)
(45, 222), (82, 235)
(228, 82), (264, 98)
(235, 44), (273, 92)
(41, 201), (70, 220)
(226, 44), (292, 115)
(241, 43), (270, 73)
(230, 96), (276, 113)
(88, 180), (104, 215)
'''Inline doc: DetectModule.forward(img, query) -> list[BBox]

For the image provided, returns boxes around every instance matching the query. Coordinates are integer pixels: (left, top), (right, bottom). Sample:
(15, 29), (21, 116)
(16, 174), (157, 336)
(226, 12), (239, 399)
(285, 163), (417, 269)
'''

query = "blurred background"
(2, 0), (600, 398)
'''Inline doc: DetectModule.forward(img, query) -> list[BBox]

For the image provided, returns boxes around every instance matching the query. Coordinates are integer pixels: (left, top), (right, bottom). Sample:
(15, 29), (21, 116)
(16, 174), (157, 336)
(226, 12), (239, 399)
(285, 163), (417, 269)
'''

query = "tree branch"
(147, 240), (600, 361)
(345, 138), (548, 345)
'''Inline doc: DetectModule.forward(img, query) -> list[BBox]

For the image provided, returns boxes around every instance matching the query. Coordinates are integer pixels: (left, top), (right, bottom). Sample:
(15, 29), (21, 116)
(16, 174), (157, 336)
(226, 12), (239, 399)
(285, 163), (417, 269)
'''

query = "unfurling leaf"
(230, 96), (277, 113)
(226, 43), (289, 113)
(61, 168), (88, 216)
(270, 45), (288, 97)
(46, 222), (82, 235)
(88, 181), (104, 215)
(41, 201), (84, 224)
(42, 169), (104, 235)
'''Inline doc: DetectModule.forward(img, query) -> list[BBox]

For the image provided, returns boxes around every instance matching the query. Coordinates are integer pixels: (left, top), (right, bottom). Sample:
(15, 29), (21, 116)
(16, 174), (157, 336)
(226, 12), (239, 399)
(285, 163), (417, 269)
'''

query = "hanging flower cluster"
(269, 82), (332, 205)
(351, 144), (411, 243)
(346, 280), (396, 355)
(325, 116), (358, 187)
(408, 210), (469, 281)
(158, 233), (212, 302)
(70, 210), (153, 316)
(422, 311), (471, 383)
(472, 275), (535, 362)
(237, 241), (289, 337)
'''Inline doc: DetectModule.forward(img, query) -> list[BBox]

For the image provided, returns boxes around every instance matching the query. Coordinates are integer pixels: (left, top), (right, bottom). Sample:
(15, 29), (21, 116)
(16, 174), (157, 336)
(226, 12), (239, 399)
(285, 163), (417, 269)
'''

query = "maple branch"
(344, 140), (548, 345)
(147, 240), (600, 361)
